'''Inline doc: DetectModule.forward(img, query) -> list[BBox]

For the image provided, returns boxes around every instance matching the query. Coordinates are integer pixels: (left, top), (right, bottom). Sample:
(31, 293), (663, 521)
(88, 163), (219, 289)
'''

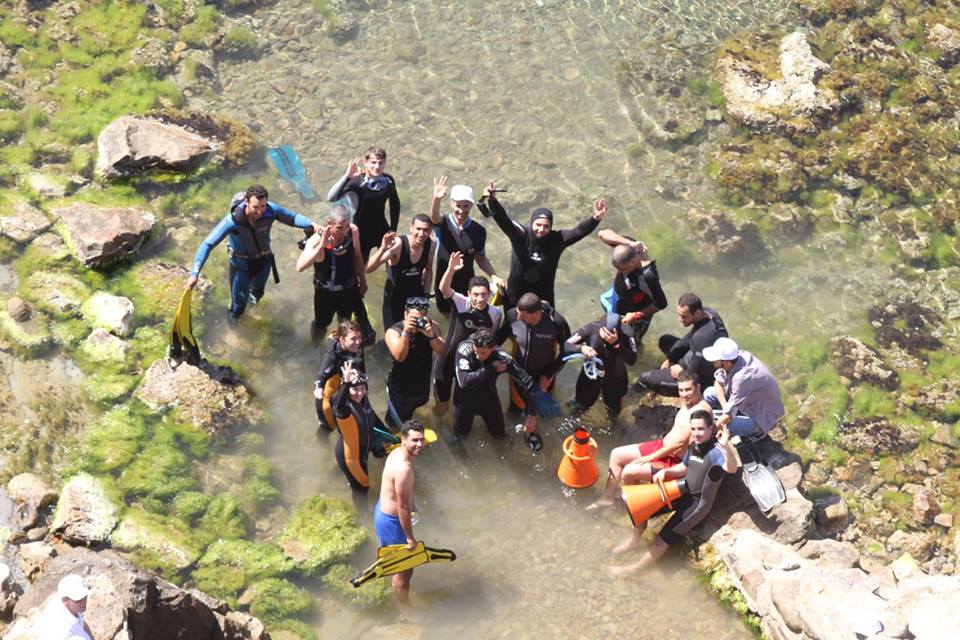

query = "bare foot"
(612, 532), (642, 555)
(610, 561), (641, 577)
(585, 497), (615, 511)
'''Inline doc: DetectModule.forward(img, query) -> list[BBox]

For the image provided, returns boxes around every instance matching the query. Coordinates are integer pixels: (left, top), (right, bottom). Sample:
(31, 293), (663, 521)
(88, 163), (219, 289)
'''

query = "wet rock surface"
(829, 335), (900, 389)
(96, 115), (219, 178)
(0, 201), (51, 244)
(80, 292), (135, 338)
(53, 202), (156, 268)
(837, 416), (921, 455)
(49, 474), (118, 546)
(135, 359), (261, 434)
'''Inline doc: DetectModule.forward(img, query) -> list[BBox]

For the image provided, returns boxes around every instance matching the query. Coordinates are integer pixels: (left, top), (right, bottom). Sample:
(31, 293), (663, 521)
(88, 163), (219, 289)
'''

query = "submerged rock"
(929, 23), (960, 67)
(829, 335), (899, 390)
(80, 328), (129, 363)
(80, 292), (135, 338)
(685, 206), (770, 267)
(96, 115), (219, 178)
(49, 474), (118, 546)
(837, 416), (921, 455)
(278, 495), (366, 575)
(53, 202), (155, 268)
(715, 32), (841, 135)
(135, 359), (261, 434)
(5, 297), (31, 323)
(912, 379), (960, 421)
(0, 202), (52, 244)
(111, 507), (202, 575)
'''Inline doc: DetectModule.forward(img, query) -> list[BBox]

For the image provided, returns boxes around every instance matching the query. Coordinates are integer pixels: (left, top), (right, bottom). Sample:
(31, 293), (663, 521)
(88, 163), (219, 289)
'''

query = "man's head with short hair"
(676, 292), (705, 327)
(400, 419), (426, 456)
(677, 370), (701, 407)
(689, 409), (716, 444)
(410, 214), (433, 247)
(326, 204), (352, 243)
(471, 327), (496, 361)
(245, 185), (269, 202)
(611, 245), (637, 273)
(467, 276), (490, 310)
(244, 185), (269, 223)
(336, 320), (362, 353)
(365, 146), (387, 162)
(516, 292), (544, 326)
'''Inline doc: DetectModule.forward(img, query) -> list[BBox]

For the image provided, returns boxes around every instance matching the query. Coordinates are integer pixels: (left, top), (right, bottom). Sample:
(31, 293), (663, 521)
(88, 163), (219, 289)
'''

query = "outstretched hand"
(484, 180), (498, 201)
(433, 175), (448, 200)
(449, 251), (465, 271)
(380, 231), (397, 252)
(592, 197), (607, 220)
(341, 360), (357, 384)
(347, 157), (363, 178)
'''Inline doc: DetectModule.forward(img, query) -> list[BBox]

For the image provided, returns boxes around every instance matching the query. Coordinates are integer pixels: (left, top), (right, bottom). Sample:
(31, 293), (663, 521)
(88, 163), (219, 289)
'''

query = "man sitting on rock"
(40, 574), (93, 640)
(702, 337), (785, 439)
(636, 292), (727, 396)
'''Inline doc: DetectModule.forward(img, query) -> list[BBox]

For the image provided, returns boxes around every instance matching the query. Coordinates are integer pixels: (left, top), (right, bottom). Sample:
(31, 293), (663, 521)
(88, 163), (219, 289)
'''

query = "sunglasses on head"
(405, 297), (430, 310)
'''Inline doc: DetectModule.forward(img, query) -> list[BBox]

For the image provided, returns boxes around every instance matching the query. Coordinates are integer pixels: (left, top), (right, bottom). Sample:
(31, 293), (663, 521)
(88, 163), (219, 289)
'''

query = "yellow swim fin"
(384, 428), (439, 454)
(351, 541), (457, 587)
(169, 288), (201, 363)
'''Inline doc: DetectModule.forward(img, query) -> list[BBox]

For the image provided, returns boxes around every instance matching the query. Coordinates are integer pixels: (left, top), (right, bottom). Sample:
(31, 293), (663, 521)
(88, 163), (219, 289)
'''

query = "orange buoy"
(621, 479), (684, 528)
(557, 427), (599, 488)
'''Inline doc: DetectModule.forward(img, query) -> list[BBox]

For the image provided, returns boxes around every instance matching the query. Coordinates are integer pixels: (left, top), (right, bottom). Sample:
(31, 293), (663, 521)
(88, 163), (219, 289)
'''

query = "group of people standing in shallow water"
(186, 145), (787, 602)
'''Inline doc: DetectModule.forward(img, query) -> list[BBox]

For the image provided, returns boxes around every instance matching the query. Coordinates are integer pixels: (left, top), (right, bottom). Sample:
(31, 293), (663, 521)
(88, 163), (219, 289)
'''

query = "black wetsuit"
(654, 437), (728, 544)
(328, 173), (401, 260)
(452, 340), (536, 438)
(565, 320), (638, 414)
(385, 321), (434, 428)
(638, 307), (728, 396)
(383, 235), (431, 329)
(496, 304), (571, 411)
(488, 198), (599, 306)
(333, 382), (387, 492)
(311, 232), (361, 341)
(314, 338), (366, 431)
(433, 292), (502, 403)
(432, 215), (487, 314)
(612, 261), (667, 340)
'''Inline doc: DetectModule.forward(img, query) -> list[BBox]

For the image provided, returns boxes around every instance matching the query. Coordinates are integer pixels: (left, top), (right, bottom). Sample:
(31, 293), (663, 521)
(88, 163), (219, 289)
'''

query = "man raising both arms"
(375, 420), (426, 607)
(587, 370), (710, 510)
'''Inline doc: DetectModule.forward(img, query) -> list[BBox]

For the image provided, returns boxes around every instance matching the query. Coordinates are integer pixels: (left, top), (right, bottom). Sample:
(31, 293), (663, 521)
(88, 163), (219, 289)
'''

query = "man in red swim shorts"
(587, 370), (710, 510)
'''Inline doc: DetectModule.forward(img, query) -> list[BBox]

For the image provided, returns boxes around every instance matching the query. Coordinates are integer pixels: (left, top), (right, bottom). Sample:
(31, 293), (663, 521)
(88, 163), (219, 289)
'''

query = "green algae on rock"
(111, 505), (202, 576)
(244, 577), (313, 624)
(0, 308), (51, 357)
(193, 538), (295, 605)
(278, 495), (367, 575)
(322, 563), (391, 608)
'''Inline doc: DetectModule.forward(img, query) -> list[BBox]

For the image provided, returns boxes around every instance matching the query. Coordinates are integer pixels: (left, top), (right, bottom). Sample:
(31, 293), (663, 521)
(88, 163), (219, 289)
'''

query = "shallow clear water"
(190, 0), (838, 636)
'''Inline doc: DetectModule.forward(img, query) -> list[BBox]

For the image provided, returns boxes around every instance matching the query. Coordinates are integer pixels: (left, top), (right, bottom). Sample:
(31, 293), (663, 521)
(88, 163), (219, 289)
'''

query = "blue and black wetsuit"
(333, 381), (387, 492)
(564, 319), (638, 414)
(488, 197), (599, 307)
(327, 173), (401, 260)
(383, 235), (431, 329)
(654, 437), (729, 544)
(452, 340), (535, 438)
(432, 215), (488, 314)
(191, 201), (313, 319)
(611, 261), (667, 340)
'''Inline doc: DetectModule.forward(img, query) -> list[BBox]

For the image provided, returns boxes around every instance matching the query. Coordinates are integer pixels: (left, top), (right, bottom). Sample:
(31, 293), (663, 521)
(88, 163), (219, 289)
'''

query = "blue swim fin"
(267, 145), (317, 200)
(599, 287), (617, 314)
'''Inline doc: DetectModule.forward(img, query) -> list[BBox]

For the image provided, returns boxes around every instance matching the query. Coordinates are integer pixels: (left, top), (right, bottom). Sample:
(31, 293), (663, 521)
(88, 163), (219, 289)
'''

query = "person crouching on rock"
(611, 410), (737, 575)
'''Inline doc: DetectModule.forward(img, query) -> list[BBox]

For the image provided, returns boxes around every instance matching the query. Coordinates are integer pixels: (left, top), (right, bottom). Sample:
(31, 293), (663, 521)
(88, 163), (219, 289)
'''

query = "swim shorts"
(638, 438), (682, 467)
(374, 500), (407, 546)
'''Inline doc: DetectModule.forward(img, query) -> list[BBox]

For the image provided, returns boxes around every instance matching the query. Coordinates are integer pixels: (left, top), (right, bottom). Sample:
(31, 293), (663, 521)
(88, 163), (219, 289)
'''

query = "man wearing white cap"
(40, 574), (92, 640)
(702, 337), (785, 438)
(429, 176), (504, 314)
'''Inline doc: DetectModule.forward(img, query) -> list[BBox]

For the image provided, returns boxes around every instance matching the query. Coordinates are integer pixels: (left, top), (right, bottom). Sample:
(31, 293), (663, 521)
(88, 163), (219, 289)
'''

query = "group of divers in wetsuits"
(187, 145), (787, 577)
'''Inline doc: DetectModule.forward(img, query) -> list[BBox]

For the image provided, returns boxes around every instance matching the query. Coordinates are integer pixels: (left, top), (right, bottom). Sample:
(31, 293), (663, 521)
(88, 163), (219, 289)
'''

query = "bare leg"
(620, 460), (657, 485)
(612, 521), (646, 554)
(587, 445), (639, 510)
(393, 568), (413, 605)
(611, 536), (670, 576)
(432, 399), (449, 416)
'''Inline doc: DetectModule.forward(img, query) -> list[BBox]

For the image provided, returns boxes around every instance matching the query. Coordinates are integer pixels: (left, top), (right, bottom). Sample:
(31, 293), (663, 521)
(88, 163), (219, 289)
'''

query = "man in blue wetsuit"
(187, 184), (318, 324)
(610, 410), (738, 575)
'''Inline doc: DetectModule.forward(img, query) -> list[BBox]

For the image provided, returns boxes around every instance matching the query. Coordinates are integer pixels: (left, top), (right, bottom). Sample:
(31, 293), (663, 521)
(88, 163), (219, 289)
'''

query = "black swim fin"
(267, 145), (317, 200)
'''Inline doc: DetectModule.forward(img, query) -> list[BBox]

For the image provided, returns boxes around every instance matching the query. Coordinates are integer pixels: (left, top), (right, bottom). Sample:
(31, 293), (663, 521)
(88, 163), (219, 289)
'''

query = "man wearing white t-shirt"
(39, 574), (92, 640)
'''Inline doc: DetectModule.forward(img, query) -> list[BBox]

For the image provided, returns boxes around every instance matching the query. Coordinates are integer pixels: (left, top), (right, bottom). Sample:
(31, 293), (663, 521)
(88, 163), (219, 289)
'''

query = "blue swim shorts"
(374, 500), (407, 546)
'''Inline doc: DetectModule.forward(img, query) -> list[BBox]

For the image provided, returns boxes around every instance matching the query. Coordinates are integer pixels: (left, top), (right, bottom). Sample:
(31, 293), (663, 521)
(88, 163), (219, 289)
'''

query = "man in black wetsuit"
(366, 214), (434, 330)
(429, 176), (504, 313)
(565, 314), (638, 416)
(453, 328), (541, 450)
(484, 180), (607, 307)
(326, 146), (401, 259)
(296, 204), (368, 343)
(326, 146), (400, 343)
(496, 293), (571, 413)
(611, 410), (737, 575)
(383, 297), (446, 429)
(636, 293), (728, 396)
(599, 230), (668, 340)
(433, 251), (503, 415)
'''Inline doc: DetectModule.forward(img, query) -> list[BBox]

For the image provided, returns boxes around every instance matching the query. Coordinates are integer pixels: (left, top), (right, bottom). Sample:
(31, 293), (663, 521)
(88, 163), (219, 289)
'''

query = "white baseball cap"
(57, 574), (90, 601)
(703, 337), (740, 362)
(449, 185), (475, 204)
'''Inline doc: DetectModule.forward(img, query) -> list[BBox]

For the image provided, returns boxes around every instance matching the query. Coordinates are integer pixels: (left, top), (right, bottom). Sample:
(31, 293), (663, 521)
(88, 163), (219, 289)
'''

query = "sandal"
(525, 431), (543, 452)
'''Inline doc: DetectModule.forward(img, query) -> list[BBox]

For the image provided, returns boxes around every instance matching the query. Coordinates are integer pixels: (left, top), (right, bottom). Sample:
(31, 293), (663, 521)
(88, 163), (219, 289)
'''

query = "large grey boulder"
(715, 32), (841, 135)
(5, 547), (268, 640)
(53, 202), (155, 267)
(49, 474), (118, 546)
(135, 359), (261, 434)
(96, 115), (218, 178)
(0, 201), (51, 244)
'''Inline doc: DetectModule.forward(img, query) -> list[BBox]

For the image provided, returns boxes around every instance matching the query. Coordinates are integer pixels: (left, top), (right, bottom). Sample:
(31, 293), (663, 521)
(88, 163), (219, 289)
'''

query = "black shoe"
(360, 323), (376, 347)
